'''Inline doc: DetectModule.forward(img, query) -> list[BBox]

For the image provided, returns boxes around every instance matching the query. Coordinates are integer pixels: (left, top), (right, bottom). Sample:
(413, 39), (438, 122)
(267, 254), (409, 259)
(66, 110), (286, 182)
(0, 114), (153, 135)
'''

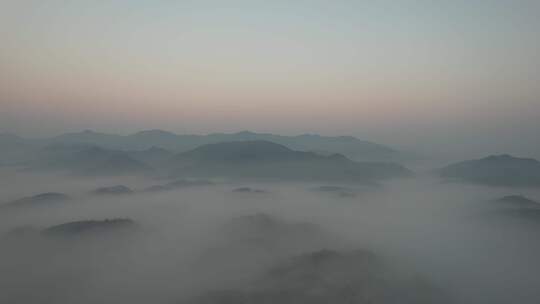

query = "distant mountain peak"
(439, 154), (540, 187)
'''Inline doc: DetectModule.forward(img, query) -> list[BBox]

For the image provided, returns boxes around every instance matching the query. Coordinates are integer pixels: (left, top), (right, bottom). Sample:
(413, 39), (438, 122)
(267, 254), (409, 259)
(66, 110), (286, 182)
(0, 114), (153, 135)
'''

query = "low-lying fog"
(1, 168), (540, 304)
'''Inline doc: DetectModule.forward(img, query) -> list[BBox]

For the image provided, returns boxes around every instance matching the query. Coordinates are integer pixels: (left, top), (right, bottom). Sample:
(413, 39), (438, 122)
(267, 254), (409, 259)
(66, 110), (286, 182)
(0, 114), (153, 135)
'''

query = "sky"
(1, 0), (539, 159)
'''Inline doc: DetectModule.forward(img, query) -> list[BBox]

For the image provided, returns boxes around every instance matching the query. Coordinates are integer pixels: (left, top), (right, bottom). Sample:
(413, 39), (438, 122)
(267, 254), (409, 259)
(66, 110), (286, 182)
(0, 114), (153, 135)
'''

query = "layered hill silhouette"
(438, 154), (540, 187)
(169, 140), (411, 182)
(0, 129), (407, 164)
(3, 133), (411, 181)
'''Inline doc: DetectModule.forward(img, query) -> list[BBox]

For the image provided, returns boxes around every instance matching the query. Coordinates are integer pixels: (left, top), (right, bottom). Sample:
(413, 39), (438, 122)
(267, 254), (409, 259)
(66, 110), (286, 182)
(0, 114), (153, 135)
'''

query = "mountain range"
(1, 137), (411, 182)
(169, 140), (411, 182)
(0, 130), (407, 164)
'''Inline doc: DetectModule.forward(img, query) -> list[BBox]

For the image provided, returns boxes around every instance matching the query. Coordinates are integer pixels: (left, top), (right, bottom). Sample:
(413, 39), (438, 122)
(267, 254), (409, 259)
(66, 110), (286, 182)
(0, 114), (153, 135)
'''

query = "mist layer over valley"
(1, 138), (540, 304)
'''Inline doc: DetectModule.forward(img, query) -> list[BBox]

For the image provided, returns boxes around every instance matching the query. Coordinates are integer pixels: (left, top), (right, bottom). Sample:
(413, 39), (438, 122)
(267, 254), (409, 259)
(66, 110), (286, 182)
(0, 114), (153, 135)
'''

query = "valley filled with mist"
(1, 131), (540, 304)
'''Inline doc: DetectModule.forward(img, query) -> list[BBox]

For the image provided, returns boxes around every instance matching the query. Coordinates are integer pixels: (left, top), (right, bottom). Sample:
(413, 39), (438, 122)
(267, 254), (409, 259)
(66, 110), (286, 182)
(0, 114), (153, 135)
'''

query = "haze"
(2, 2), (540, 304)
(2, 169), (540, 304)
